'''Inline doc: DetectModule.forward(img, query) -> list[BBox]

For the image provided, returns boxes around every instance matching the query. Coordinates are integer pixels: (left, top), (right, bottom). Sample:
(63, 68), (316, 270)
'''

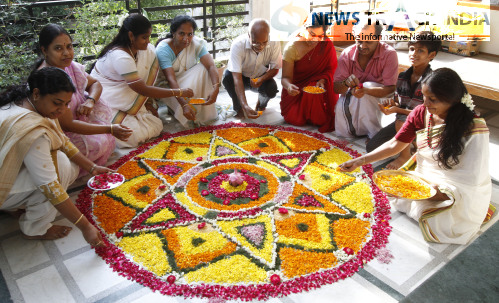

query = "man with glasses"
(223, 19), (282, 119)
(333, 19), (398, 141)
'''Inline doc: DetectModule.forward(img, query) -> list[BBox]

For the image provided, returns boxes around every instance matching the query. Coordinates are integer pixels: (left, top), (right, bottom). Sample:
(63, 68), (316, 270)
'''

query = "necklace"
(306, 42), (317, 61)
(172, 41), (187, 71)
(128, 46), (137, 62)
(426, 113), (435, 149)
(26, 97), (39, 114)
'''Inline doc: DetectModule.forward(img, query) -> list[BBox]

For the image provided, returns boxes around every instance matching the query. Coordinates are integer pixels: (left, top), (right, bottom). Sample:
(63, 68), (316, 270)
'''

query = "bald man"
(222, 19), (282, 119)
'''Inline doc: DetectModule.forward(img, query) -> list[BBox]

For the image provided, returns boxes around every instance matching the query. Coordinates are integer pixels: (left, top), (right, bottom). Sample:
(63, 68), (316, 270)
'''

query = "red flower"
(278, 208), (288, 214)
(270, 274), (281, 285)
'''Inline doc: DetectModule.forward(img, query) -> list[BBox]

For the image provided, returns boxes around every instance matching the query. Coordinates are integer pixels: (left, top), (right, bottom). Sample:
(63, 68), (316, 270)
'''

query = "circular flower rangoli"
(77, 123), (391, 301)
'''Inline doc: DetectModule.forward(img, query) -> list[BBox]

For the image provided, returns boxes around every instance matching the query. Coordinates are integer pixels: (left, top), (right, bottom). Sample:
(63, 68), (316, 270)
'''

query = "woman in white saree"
(0, 67), (109, 246)
(90, 14), (193, 148)
(155, 15), (219, 128)
(340, 68), (492, 244)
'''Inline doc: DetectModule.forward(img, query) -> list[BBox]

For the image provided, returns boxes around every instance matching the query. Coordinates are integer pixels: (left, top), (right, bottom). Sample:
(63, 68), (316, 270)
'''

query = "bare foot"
(235, 110), (245, 119)
(22, 225), (72, 240)
(385, 157), (407, 170)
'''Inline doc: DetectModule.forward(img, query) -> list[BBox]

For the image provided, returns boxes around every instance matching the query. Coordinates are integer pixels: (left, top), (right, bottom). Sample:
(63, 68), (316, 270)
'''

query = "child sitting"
(366, 31), (441, 169)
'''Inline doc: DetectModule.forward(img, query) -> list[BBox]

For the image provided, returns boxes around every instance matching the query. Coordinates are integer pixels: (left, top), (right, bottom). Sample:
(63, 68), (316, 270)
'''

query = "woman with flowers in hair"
(340, 68), (492, 244)
(91, 14), (193, 148)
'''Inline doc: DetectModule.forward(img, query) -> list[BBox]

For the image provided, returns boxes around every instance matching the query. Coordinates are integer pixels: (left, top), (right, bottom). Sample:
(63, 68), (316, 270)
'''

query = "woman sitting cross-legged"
(0, 67), (109, 246)
(155, 15), (219, 127)
(36, 24), (133, 176)
(90, 14), (193, 148)
(339, 68), (491, 244)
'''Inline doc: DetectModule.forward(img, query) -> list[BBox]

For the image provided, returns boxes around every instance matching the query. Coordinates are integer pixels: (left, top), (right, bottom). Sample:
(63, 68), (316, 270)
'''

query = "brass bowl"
(372, 170), (436, 200)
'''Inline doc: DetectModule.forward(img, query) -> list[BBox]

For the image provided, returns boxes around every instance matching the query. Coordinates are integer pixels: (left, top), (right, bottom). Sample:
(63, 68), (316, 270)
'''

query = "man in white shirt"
(222, 19), (282, 119)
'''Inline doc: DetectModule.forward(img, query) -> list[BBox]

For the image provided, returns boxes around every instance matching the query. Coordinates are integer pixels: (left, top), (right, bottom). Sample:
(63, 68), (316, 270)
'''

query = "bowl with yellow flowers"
(372, 170), (436, 200)
(303, 86), (326, 94)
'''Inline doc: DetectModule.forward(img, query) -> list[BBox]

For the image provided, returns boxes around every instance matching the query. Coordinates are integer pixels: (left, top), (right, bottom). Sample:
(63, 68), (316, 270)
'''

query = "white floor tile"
(407, 261), (446, 292)
(64, 249), (131, 298)
(391, 215), (449, 253)
(365, 232), (434, 286)
(127, 290), (181, 303)
(52, 218), (89, 255)
(16, 265), (75, 303)
(2, 236), (50, 274)
(492, 186), (499, 204)
(286, 275), (396, 303)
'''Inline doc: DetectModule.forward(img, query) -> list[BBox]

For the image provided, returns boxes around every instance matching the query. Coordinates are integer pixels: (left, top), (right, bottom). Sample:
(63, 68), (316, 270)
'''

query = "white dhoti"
(334, 82), (388, 139)
(1, 150), (79, 236)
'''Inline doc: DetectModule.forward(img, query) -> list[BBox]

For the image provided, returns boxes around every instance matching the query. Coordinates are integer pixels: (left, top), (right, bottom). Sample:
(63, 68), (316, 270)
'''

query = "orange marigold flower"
(303, 86), (325, 94)
(332, 218), (370, 253)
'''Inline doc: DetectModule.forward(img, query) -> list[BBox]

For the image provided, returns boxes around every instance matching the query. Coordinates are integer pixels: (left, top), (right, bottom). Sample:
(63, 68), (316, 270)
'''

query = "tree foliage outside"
(0, 0), (248, 89)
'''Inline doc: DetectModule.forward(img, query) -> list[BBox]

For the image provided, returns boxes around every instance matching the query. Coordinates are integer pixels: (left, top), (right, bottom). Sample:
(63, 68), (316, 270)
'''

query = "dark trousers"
(222, 69), (278, 113)
(366, 121), (397, 152)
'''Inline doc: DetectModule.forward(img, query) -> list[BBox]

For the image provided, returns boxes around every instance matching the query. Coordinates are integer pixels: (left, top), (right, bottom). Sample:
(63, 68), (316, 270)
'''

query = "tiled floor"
(1, 83), (498, 303)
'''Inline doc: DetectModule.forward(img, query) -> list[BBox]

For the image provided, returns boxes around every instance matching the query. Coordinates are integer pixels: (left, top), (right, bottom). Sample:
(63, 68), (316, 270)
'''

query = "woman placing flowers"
(280, 13), (338, 133)
(155, 15), (219, 127)
(340, 68), (491, 244)
(0, 67), (108, 246)
(36, 24), (132, 177)
(90, 14), (193, 148)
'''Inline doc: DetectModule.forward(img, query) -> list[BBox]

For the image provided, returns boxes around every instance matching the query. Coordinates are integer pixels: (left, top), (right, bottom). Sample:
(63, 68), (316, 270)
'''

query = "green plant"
(0, 2), (39, 88)
(0, 42), (38, 88)
(71, 0), (128, 63)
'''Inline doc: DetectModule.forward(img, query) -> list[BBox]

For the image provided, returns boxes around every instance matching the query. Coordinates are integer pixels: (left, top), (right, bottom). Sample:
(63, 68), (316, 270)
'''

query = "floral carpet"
(76, 122), (392, 301)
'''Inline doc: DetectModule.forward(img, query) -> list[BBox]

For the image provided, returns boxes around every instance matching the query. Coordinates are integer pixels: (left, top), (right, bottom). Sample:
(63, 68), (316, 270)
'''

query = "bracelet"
(74, 214), (84, 226)
(169, 88), (175, 97)
(182, 103), (190, 109)
(213, 83), (221, 88)
(89, 163), (97, 174)
(110, 124), (114, 135)
(179, 89), (182, 97)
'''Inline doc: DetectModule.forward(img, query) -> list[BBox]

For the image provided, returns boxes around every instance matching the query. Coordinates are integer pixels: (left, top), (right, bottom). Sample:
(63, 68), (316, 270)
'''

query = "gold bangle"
(110, 124), (114, 135)
(169, 88), (176, 97)
(74, 214), (84, 226)
(179, 89), (182, 97)
(89, 163), (97, 174)
(213, 83), (220, 88)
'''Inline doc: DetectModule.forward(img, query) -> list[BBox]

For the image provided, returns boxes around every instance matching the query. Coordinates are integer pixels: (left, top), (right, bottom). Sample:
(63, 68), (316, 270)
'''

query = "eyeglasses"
(250, 36), (270, 48)
(251, 41), (269, 48)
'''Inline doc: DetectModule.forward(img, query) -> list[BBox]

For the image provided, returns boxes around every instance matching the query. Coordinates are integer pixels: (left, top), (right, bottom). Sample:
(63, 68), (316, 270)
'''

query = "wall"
(250, 0), (270, 20)
(479, 9), (499, 55)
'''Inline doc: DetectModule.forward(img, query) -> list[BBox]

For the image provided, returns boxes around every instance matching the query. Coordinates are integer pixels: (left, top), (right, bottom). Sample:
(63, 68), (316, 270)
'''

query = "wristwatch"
(86, 96), (96, 103)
